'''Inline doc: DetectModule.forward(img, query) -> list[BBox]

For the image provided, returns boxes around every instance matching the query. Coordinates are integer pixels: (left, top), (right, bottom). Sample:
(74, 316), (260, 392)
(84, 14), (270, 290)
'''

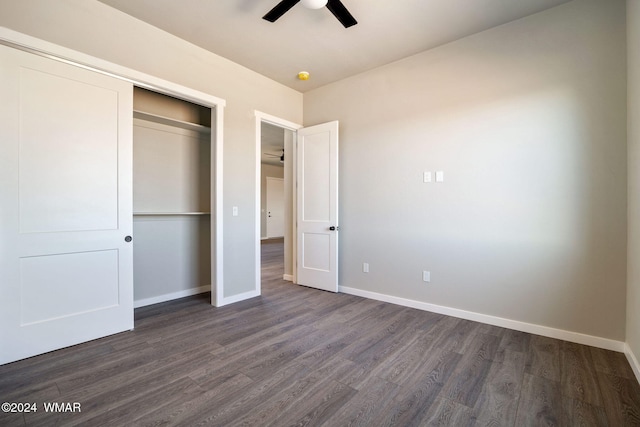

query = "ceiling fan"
(263, 0), (357, 28)
(264, 149), (285, 163)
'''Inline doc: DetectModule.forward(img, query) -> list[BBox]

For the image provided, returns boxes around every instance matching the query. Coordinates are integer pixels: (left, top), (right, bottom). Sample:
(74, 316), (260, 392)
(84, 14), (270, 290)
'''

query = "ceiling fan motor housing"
(263, 0), (357, 28)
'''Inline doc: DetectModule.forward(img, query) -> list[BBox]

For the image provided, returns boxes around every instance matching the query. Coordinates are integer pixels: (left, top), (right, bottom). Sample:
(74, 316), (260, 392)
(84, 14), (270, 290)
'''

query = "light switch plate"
(423, 171), (432, 183)
(423, 271), (431, 282)
(435, 171), (444, 182)
(232, 206), (239, 216)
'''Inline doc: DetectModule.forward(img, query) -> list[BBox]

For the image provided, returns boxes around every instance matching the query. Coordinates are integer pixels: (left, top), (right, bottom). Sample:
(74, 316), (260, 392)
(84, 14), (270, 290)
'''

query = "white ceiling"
(98, 0), (572, 92)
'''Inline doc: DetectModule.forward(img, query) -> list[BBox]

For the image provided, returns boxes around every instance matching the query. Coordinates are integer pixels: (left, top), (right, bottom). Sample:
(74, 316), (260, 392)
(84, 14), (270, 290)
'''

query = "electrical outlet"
(363, 262), (369, 273)
(423, 271), (431, 282)
(423, 171), (432, 183)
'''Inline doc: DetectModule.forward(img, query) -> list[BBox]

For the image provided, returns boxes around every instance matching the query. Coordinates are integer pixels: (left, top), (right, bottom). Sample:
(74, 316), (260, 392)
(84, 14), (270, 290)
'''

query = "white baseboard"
(218, 289), (261, 307)
(625, 343), (640, 385)
(339, 286), (626, 353)
(283, 274), (294, 282)
(134, 285), (211, 308)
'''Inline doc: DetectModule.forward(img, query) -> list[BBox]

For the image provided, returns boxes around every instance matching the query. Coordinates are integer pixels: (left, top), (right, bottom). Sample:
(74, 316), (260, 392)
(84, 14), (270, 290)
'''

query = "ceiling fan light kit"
(301, 0), (328, 10)
(263, 0), (357, 28)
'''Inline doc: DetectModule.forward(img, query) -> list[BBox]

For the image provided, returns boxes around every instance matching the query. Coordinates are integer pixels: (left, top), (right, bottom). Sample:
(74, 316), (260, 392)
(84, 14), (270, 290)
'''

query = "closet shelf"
(133, 110), (211, 134)
(133, 212), (211, 216)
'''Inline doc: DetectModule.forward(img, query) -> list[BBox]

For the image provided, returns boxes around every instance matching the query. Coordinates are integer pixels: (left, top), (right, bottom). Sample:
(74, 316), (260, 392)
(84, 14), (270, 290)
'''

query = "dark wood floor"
(1, 239), (639, 426)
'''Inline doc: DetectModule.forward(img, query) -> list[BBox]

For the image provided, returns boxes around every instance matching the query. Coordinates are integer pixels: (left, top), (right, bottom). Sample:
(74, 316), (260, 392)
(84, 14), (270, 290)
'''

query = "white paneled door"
(266, 177), (285, 238)
(0, 45), (134, 365)
(296, 121), (339, 292)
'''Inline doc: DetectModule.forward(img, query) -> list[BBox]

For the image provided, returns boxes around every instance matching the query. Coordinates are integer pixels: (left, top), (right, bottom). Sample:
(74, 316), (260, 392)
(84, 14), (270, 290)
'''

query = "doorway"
(255, 113), (340, 295)
(132, 87), (213, 309)
(255, 112), (301, 293)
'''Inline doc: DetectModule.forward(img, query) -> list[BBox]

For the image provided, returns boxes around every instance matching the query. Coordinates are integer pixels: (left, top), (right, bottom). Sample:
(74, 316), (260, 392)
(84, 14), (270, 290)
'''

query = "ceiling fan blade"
(263, 0), (300, 22)
(326, 0), (357, 28)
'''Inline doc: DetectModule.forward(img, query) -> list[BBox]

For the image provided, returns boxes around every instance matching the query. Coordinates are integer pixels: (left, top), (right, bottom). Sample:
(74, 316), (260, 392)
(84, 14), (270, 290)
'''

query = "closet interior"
(132, 87), (212, 307)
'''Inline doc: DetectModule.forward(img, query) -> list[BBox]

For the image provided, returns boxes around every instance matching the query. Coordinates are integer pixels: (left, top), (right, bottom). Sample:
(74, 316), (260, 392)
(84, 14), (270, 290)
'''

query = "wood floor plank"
(560, 341), (603, 407)
(0, 380), (60, 405)
(55, 342), (159, 394)
(378, 348), (462, 426)
(324, 375), (399, 426)
(0, 341), (115, 391)
(429, 317), (480, 355)
(239, 327), (340, 381)
(443, 332), (501, 408)
(187, 359), (351, 426)
(514, 373), (563, 426)
(264, 379), (357, 427)
(525, 335), (561, 382)
(60, 342), (219, 405)
(132, 373), (254, 426)
(422, 397), (476, 427)
(311, 297), (381, 330)
(0, 411), (25, 427)
(209, 314), (316, 360)
(64, 377), (202, 427)
(337, 318), (427, 390)
(1, 240), (638, 426)
(590, 346), (637, 380)
(596, 370), (640, 426)
(495, 328), (531, 363)
(473, 349), (526, 426)
(374, 334), (437, 386)
(295, 326), (363, 368)
(561, 397), (609, 426)
(192, 325), (319, 389)
(341, 310), (421, 364)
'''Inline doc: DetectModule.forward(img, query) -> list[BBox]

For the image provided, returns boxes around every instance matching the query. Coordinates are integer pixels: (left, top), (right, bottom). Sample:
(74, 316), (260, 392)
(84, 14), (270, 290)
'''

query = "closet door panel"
(0, 45), (134, 365)
(19, 67), (119, 233)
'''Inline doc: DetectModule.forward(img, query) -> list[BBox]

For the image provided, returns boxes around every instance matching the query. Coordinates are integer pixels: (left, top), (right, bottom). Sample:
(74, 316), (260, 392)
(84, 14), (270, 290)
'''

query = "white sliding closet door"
(0, 45), (134, 365)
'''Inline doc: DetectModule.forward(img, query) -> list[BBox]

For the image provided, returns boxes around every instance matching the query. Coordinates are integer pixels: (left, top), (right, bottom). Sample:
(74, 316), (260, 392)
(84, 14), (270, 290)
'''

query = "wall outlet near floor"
(423, 270), (431, 282)
(363, 262), (369, 273)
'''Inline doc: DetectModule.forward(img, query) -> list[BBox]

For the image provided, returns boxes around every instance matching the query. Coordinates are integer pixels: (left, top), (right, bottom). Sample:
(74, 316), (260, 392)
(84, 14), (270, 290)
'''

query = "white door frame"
(0, 28), (228, 307)
(255, 111), (302, 293)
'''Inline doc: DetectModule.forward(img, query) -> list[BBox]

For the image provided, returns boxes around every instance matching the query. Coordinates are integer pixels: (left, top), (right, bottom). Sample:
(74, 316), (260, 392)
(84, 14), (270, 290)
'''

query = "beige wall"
(0, 0), (303, 299)
(628, 0), (640, 367)
(260, 164), (285, 239)
(305, 0), (627, 340)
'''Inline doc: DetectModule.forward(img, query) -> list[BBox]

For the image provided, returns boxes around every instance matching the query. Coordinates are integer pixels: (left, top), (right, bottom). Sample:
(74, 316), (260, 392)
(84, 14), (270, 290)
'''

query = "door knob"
(329, 226), (340, 231)
(125, 236), (132, 242)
